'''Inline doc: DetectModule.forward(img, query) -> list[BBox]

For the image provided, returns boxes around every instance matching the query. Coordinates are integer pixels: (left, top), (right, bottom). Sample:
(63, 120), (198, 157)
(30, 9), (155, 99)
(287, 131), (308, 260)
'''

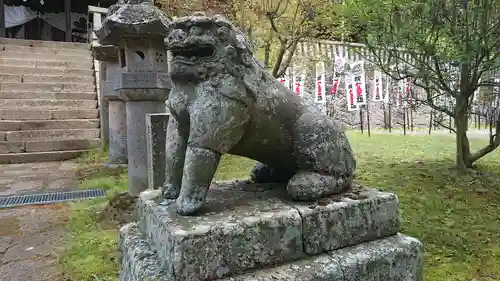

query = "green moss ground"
(60, 132), (500, 281)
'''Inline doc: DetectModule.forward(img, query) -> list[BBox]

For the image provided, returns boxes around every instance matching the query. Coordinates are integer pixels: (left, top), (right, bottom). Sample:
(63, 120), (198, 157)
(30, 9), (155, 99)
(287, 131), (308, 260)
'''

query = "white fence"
(295, 40), (417, 68)
(296, 40), (369, 63)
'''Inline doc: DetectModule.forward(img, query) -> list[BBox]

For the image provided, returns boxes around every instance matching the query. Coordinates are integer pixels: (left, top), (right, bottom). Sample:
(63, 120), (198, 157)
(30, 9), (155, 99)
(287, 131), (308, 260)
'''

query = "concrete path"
(0, 161), (78, 281)
(0, 162), (77, 196)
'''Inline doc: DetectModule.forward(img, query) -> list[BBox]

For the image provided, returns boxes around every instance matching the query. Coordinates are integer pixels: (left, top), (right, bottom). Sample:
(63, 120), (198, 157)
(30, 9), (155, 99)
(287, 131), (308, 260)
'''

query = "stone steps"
(0, 37), (89, 50)
(0, 39), (91, 63)
(0, 38), (99, 163)
(0, 58), (93, 69)
(2, 128), (100, 142)
(0, 73), (95, 84)
(0, 119), (99, 131)
(0, 66), (93, 76)
(0, 149), (89, 164)
(0, 109), (99, 120)
(0, 139), (100, 153)
(0, 82), (95, 92)
(0, 91), (97, 100)
(0, 50), (90, 61)
(0, 99), (97, 109)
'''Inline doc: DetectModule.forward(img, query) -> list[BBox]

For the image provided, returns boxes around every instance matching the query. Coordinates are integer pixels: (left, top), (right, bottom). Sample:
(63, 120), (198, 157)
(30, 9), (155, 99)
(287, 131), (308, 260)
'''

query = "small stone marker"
(146, 113), (169, 190)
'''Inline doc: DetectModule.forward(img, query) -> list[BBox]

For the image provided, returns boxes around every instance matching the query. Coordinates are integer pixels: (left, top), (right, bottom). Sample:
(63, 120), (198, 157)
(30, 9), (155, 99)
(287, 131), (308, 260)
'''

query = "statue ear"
(242, 71), (264, 102)
(235, 33), (251, 53)
(218, 76), (255, 107)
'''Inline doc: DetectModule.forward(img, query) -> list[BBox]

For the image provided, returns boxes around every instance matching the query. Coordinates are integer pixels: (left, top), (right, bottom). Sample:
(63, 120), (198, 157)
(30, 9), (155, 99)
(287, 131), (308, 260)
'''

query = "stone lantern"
(91, 43), (128, 167)
(95, 0), (171, 196)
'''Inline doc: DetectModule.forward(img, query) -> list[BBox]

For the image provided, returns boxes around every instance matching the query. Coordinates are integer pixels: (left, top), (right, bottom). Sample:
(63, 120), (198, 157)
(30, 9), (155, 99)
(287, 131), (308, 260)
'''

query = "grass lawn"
(60, 132), (500, 281)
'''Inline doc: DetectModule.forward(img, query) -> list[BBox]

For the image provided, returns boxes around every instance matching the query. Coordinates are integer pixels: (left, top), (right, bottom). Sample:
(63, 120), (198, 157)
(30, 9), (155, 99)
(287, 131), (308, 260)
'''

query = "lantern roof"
(95, 0), (171, 45)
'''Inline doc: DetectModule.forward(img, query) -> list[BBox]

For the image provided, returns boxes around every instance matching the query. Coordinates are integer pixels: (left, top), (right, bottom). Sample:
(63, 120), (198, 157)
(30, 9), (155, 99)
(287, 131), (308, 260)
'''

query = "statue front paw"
(162, 183), (181, 199)
(176, 195), (205, 216)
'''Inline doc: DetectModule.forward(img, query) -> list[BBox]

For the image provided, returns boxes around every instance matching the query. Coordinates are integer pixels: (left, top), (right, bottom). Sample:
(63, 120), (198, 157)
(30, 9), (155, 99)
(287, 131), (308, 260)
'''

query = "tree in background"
(155, 0), (343, 78)
(342, 0), (500, 171)
(153, 0), (233, 17)
(226, 0), (343, 78)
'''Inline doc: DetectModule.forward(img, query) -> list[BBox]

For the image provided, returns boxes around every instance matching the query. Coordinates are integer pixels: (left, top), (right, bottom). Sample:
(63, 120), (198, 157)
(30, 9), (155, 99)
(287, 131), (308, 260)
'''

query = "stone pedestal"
(119, 182), (423, 281)
(146, 113), (169, 190)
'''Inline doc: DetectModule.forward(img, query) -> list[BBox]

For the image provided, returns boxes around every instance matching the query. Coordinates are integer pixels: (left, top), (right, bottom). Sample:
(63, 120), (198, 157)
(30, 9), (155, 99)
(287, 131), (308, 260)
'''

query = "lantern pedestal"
(95, 0), (171, 195)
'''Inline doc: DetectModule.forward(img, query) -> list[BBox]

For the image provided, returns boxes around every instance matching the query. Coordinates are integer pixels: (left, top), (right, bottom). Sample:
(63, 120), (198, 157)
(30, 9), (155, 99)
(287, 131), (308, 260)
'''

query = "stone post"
(92, 44), (128, 167)
(106, 93), (128, 167)
(146, 113), (169, 190)
(104, 55), (128, 167)
(96, 1), (171, 196)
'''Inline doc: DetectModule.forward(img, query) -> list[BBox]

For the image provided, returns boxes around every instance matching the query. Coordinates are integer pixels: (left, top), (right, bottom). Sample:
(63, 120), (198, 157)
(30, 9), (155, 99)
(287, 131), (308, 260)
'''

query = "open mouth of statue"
(171, 44), (215, 60)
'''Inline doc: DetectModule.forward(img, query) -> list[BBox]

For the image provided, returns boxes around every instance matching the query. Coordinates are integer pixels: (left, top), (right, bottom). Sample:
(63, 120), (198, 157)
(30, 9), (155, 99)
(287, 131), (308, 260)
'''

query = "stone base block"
(119, 222), (423, 281)
(225, 233), (423, 281)
(137, 182), (400, 281)
(119, 223), (169, 281)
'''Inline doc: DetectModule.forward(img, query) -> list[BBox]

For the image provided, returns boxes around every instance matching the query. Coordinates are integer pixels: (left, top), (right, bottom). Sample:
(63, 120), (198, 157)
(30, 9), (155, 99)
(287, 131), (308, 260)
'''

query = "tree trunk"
(272, 44), (287, 78)
(263, 31), (273, 69)
(455, 94), (472, 172)
(388, 102), (392, 132)
(383, 103), (387, 129)
(455, 117), (471, 171)
(428, 109), (434, 135)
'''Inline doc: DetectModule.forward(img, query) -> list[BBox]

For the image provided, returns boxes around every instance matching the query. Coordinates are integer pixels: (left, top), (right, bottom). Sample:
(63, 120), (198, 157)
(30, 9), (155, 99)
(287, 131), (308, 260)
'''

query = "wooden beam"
(65, 0), (71, 42)
(0, 0), (5, 38)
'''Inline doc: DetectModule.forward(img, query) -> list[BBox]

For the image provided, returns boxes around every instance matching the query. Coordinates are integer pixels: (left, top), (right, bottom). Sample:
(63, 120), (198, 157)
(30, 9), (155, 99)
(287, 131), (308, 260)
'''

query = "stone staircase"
(0, 38), (100, 164)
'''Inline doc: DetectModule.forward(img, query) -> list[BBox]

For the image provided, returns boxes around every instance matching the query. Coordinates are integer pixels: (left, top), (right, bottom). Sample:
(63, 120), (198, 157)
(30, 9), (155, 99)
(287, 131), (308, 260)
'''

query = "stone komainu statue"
(162, 12), (356, 215)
